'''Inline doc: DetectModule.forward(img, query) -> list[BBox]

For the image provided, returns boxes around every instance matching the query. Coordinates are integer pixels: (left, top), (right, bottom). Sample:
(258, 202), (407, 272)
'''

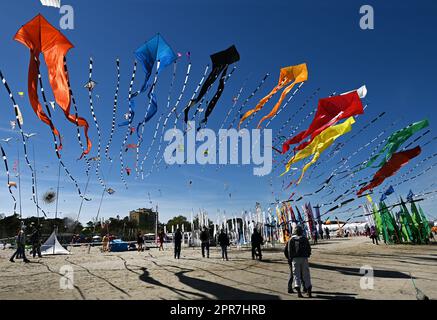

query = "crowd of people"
(8, 220), (404, 299)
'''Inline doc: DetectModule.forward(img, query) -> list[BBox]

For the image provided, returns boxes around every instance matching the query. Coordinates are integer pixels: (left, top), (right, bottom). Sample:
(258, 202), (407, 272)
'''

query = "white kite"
(40, 0), (61, 8)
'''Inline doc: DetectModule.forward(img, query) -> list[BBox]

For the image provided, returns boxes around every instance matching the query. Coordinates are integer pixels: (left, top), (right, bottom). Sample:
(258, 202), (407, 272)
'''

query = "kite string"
(87, 57), (106, 189)
(175, 64), (210, 129)
(147, 60), (192, 177)
(139, 60), (178, 179)
(0, 70), (47, 217)
(155, 64), (210, 170)
(273, 87), (320, 144)
(119, 60), (137, 189)
(1, 145), (17, 214)
(37, 62), (87, 201)
(135, 61), (161, 177)
(192, 65), (238, 130)
(105, 58), (120, 162)
(263, 82), (306, 129)
(64, 58), (92, 176)
(228, 73), (269, 130)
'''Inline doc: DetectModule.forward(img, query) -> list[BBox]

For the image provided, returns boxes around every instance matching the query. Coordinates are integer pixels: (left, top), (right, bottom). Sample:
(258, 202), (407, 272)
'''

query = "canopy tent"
(40, 230), (70, 255)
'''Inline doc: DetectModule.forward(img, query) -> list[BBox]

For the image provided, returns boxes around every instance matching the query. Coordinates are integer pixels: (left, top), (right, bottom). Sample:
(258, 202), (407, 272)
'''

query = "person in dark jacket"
(284, 225), (312, 298)
(30, 226), (42, 258)
(217, 229), (230, 261)
(137, 232), (144, 252)
(251, 228), (264, 260)
(10, 229), (30, 263)
(325, 226), (330, 239)
(174, 228), (182, 259)
(158, 230), (165, 251)
(200, 227), (210, 258)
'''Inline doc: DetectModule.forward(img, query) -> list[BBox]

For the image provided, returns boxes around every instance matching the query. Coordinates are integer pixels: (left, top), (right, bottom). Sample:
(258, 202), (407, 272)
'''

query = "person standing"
(325, 226), (330, 239)
(312, 228), (318, 245)
(158, 230), (165, 251)
(102, 234), (109, 252)
(200, 227), (210, 258)
(251, 228), (264, 260)
(370, 226), (379, 245)
(318, 225), (324, 241)
(285, 225), (312, 298)
(10, 229), (30, 263)
(30, 226), (42, 258)
(174, 228), (182, 259)
(217, 229), (230, 261)
(136, 232), (144, 252)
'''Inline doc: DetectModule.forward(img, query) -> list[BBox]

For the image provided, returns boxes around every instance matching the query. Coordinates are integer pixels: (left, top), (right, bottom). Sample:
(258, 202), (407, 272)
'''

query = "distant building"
(129, 208), (157, 233)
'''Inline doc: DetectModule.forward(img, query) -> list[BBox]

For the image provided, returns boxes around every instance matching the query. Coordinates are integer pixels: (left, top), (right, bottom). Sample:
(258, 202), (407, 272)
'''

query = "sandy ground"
(0, 237), (436, 300)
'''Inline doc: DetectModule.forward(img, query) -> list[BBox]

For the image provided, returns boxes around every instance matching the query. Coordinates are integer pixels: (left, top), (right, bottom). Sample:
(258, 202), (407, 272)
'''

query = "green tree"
(166, 215), (191, 232)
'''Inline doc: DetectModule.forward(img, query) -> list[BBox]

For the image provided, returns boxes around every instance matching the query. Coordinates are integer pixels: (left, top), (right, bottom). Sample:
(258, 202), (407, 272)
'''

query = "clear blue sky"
(0, 0), (436, 224)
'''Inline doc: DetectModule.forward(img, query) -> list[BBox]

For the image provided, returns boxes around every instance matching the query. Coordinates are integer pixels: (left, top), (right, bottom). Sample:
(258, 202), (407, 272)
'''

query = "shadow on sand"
(309, 262), (411, 279)
(174, 269), (281, 300)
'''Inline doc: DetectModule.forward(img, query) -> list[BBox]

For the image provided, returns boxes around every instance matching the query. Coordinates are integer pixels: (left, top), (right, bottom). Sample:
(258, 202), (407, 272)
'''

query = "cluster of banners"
(364, 195), (432, 244)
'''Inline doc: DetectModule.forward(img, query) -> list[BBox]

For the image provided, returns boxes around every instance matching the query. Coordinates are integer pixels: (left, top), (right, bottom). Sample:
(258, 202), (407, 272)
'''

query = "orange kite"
(239, 63), (308, 129)
(14, 14), (91, 158)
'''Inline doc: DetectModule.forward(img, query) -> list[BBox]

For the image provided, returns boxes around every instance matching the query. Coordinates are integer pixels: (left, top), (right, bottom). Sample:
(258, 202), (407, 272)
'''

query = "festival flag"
(357, 146), (422, 196)
(380, 185), (395, 202)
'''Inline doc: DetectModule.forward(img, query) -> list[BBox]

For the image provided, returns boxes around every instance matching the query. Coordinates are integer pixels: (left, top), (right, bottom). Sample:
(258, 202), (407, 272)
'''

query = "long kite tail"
(184, 66), (237, 135)
(87, 57), (106, 189)
(147, 60), (192, 178)
(154, 64), (209, 170)
(0, 70), (47, 217)
(176, 65), (210, 128)
(37, 61), (89, 201)
(197, 65), (238, 130)
(273, 87), (320, 144)
(1, 145), (17, 214)
(119, 60), (137, 189)
(264, 82), (305, 129)
(228, 73), (269, 130)
(105, 58), (120, 162)
(139, 60), (178, 179)
(63, 57), (92, 176)
(135, 61), (161, 177)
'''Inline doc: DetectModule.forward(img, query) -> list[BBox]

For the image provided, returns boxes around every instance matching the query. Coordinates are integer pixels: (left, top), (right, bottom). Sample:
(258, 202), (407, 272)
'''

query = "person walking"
(10, 229), (30, 263)
(251, 228), (264, 260)
(217, 229), (230, 261)
(174, 228), (182, 259)
(370, 225), (379, 245)
(284, 225), (312, 298)
(30, 225), (42, 258)
(200, 227), (210, 258)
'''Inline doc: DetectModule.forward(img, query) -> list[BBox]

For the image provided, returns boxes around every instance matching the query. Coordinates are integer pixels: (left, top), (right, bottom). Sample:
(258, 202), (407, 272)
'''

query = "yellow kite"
(281, 117), (356, 184)
(239, 63), (308, 129)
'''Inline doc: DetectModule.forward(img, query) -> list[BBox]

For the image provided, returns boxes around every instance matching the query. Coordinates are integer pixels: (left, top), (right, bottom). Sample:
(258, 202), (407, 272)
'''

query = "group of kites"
(0, 13), (436, 231)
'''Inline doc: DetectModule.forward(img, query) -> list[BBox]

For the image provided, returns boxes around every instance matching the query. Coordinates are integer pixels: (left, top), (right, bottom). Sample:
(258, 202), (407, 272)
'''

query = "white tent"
(40, 230), (70, 255)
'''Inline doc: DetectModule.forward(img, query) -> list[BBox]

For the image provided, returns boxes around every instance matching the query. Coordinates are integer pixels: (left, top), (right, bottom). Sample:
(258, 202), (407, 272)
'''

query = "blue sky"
(0, 0), (436, 224)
